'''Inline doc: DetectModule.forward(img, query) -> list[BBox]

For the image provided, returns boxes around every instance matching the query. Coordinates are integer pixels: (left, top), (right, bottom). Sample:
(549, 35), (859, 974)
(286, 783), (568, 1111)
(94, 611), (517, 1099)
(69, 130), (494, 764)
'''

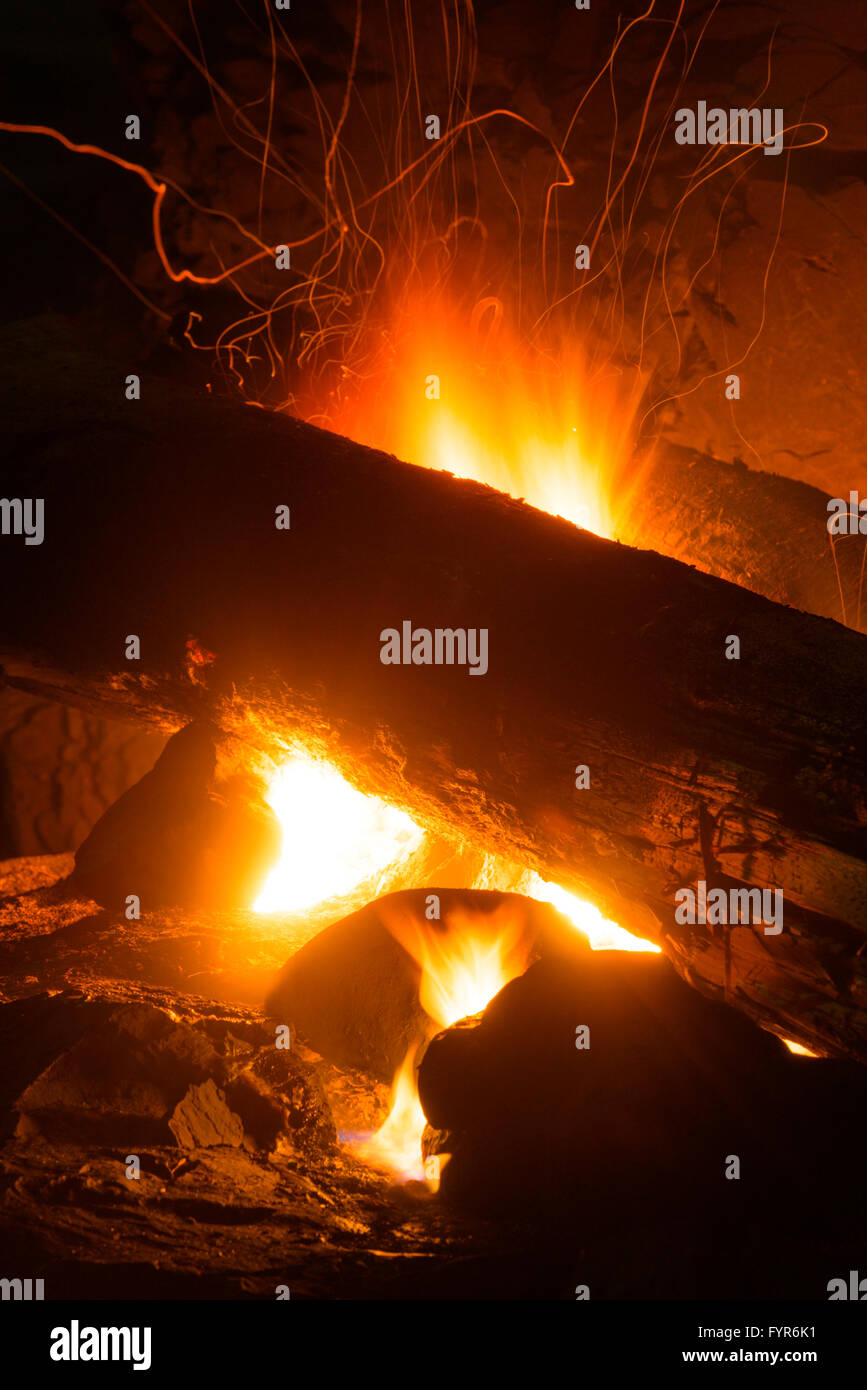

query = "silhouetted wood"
(417, 950), (867, 1225)
(1, 317), (866, 1060)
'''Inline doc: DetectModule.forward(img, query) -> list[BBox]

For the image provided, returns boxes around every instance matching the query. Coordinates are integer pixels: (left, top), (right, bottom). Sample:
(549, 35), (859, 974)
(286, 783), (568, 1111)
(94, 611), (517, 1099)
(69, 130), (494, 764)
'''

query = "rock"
(0, 984), (335, 1153)
(266, 898), (427, 1083)
(9, 996), (225, 1144)
(665, 182), (867, 497)
(72, 721), (281, 910)
(0, 686), (165, 859)
(169, 1080), (244, 1149)
(243, 1047), (336, 1152)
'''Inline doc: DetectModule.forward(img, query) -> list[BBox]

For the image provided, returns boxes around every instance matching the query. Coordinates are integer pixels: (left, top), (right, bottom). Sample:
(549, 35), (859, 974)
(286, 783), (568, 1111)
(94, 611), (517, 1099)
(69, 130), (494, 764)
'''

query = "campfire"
(0, 0), (865, 1310)
(246, 747), (660, 1185)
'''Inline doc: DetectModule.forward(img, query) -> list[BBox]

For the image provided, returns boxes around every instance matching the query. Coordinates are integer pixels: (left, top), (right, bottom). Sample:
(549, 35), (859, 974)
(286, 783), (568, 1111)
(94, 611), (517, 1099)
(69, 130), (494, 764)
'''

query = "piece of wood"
(2, 317), (866, 1059)
(621, 441), (867, 634)
(417, 951), (867, 1229)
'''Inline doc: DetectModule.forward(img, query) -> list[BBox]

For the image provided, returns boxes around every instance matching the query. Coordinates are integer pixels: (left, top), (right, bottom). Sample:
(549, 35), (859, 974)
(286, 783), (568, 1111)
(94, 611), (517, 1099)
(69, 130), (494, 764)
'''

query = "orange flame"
(400, 905), (534, 1029)
(354, 903), (537, 1184)
(351, 1049), (431, 1183)
(317, 292), (634, 538)
(524, 873), (660, 953)
(254, 754), (425, 913)
(349, 891), (658, 1185)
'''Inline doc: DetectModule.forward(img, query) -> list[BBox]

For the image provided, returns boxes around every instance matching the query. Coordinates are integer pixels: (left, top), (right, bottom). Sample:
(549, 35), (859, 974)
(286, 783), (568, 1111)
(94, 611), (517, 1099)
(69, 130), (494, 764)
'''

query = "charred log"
(622, 441), (867, 633)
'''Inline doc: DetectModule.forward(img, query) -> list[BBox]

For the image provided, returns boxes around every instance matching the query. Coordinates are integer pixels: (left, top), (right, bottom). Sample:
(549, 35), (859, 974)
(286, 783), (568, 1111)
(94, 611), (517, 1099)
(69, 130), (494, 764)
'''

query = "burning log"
(2, 317), (867, 1059)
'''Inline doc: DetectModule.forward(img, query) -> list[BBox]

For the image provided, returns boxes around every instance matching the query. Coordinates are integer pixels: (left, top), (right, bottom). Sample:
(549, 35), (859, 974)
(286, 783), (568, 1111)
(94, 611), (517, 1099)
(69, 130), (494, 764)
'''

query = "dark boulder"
(418, 947), (867, 1236)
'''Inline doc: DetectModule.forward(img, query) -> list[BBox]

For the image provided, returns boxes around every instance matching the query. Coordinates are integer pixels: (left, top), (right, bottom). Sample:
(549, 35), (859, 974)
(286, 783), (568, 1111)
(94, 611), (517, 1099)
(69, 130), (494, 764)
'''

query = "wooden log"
(416, 950), (867, 1244)
(2, 317), (867, 1059)
(621, 441), (867, 634)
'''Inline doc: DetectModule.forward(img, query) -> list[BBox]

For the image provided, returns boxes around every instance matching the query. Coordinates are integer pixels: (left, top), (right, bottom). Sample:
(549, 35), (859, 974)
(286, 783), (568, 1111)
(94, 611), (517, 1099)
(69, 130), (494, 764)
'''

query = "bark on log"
(621, 441), (867, 634)
(2, 317), (867, 1059)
